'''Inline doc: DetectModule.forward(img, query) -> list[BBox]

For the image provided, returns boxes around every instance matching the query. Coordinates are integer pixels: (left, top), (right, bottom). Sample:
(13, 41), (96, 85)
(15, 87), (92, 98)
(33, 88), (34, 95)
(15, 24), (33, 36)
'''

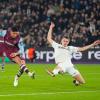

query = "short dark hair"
(11, 26), (18, 32)
(61, 35), (70, 40)
(59, 35), (70, 44)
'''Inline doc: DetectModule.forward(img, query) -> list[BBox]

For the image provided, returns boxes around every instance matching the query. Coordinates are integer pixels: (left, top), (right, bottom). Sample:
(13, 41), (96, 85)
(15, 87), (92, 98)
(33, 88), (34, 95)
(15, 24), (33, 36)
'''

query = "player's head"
(60, 36), (70, 47)
(10, 26), (19, 38)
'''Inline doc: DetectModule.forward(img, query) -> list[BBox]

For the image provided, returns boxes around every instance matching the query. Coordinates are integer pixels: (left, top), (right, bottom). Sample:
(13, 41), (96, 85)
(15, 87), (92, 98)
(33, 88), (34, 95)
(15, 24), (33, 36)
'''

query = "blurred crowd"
(0, 0), (100, 48)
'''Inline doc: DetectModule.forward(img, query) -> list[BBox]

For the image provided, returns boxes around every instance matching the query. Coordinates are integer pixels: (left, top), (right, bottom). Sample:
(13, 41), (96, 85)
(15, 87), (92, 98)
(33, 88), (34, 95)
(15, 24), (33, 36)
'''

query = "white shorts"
(53, 62), (80, 77)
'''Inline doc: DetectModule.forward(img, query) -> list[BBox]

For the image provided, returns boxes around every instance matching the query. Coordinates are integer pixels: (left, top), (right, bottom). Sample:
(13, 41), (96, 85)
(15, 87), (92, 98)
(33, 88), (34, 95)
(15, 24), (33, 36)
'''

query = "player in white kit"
(47, 22), (100, 86)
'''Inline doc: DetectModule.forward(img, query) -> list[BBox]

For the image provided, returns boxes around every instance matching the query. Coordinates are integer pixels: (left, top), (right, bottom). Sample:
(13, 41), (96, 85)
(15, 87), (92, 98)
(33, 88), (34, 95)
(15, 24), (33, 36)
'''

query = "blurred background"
(0, 0), (100, 63)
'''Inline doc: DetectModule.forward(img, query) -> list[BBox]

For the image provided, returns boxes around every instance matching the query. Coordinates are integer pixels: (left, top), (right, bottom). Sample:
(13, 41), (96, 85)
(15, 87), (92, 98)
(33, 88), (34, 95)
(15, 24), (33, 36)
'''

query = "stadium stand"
(0, 0), (100, 48)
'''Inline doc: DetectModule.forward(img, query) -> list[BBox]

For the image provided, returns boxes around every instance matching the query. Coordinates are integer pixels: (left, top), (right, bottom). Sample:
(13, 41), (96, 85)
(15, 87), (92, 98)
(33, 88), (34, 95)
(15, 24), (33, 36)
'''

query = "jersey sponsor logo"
(58, 46), (69, 50)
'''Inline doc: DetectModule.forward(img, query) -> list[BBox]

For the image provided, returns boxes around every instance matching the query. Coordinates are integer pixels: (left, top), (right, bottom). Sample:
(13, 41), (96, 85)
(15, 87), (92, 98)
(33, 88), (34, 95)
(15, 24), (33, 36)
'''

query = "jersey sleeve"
(51, 41), (59, 48)
(0, 30), (7, 37)
(18, 39), (25, 54)
(69, 46), (78, 53)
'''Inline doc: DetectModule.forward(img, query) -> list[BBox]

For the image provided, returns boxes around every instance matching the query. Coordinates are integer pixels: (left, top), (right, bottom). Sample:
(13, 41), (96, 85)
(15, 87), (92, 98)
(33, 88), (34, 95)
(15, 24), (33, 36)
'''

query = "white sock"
(53, 69), (59, 75)
(28, 72), (32, 77)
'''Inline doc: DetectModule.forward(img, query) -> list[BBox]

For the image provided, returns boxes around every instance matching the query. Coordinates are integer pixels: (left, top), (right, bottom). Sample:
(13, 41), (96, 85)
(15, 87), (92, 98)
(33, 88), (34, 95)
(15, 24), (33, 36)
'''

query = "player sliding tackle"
(46, 22), (100, 86)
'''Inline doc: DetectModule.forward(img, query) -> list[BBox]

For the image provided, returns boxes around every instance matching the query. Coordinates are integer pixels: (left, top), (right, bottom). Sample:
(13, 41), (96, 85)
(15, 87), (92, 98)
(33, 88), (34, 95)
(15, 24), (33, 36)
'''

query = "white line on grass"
(0, 90), (100, 97)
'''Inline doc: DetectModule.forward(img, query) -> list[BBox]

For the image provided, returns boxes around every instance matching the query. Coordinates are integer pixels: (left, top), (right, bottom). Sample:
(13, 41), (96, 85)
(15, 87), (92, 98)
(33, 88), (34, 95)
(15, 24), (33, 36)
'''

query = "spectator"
(0, 0), (99, 48)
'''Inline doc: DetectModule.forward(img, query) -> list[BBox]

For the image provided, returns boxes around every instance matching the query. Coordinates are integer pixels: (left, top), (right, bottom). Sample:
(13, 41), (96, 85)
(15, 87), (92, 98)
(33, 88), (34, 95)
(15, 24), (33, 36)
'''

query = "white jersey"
(51, 41), (78, 66)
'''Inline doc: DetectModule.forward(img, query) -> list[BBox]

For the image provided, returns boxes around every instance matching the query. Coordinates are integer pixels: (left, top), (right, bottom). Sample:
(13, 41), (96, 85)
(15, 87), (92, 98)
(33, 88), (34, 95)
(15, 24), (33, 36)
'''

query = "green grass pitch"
(0, 64), (100, 100)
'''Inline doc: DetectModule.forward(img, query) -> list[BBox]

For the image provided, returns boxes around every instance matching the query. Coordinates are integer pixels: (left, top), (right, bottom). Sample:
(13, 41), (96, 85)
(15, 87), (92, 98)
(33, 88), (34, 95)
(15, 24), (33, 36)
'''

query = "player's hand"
(50, 22), (55, 29)
(10, 53), (18, 57)
(93, 40), (100, 46)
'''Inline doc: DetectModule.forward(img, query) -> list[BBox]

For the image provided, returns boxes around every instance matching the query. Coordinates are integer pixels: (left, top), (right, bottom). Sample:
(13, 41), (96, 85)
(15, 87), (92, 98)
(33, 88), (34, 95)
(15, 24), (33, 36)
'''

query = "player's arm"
(10, 48), (23, 57)
(10, 51), (20, 57)
(10, 41), (24, 57)
(77, 40), (100, 52)
(18, 40), (25, 55)
(0, 30), (7, 37)
(47, 22), (55, 44)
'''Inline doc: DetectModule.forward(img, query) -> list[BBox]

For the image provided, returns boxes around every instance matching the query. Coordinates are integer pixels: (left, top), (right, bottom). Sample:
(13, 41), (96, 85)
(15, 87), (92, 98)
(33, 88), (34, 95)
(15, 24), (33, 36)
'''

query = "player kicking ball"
(46, 22), (100, 86)
(0, 26), (35, 87)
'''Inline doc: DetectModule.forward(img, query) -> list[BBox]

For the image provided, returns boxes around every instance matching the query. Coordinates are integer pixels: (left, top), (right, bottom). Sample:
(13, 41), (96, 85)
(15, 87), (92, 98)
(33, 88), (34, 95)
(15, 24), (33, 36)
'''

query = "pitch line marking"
(0, 90), (100, 97)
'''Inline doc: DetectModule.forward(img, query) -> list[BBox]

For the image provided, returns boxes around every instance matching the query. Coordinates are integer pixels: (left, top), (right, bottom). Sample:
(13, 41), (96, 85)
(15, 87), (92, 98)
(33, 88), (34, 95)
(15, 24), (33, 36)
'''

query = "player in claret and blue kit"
(0, 26), (35, 87)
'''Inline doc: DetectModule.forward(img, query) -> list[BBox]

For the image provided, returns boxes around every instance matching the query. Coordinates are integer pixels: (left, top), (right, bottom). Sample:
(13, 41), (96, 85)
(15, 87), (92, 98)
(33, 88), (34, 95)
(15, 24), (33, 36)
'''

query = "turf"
(0, 64), (100, 100)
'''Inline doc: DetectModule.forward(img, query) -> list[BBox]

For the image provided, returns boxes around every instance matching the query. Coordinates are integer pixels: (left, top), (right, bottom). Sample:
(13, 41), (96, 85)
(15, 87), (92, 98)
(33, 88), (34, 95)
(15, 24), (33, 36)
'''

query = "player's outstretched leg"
(12, 56), (35, 87)
(73, 71), (85, 86)
(14, 68), (24, 87)
(67, 67), (85, 86)
(46, 69), (55, 77)
(20, 64), (35, 79)
(14, 64), (35, 87)
(14, 75), (19, 87)
(46, 66), (62, 77)
(73, 73), (85, 86)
